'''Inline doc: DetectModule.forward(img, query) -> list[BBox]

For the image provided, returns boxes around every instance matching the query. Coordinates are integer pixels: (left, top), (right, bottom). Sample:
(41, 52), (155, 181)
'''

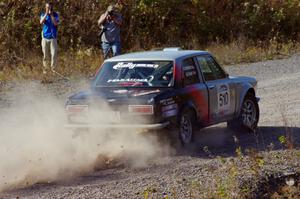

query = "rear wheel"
(228, 93), (259, 132)
(179, 109), (196, 145)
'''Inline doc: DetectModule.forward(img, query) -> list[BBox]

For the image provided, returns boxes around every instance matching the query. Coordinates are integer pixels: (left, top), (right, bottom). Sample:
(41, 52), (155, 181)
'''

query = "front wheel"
(228, 93), (259, 132)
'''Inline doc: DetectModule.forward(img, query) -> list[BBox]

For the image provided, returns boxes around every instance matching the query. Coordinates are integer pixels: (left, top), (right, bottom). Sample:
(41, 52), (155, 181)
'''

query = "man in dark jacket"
(98, 5), (123, 59)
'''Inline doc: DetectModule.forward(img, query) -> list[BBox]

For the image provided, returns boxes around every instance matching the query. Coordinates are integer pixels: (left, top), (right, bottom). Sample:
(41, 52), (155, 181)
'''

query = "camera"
(108, 11), (114, 16)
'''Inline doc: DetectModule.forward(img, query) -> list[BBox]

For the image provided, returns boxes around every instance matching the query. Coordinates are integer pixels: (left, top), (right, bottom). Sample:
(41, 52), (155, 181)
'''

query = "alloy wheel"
(180, 114), (193, 144)
(241, 99), (257, 129)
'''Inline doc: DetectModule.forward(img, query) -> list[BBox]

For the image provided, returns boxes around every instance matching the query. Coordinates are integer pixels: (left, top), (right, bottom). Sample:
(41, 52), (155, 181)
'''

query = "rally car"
(65, 48), (259, 144)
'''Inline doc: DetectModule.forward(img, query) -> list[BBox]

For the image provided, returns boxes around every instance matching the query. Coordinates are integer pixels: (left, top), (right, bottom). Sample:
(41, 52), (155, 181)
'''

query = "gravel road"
(0, 54), (300, 198)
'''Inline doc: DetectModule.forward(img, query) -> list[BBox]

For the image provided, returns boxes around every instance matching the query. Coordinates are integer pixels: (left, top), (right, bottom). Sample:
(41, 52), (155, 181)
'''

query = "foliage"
(1, 0), (300, 50)
(0, 0), (300, 75)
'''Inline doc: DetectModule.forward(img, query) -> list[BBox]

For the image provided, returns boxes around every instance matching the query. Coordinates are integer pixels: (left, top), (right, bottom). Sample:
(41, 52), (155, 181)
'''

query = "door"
(196, 55), (236, 124)
(179, 57), (209, 125)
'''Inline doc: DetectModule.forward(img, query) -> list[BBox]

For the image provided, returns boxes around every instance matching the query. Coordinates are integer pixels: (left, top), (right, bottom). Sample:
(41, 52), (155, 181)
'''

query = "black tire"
(228, 93), (259, 132)
(178, 109), (196, 145)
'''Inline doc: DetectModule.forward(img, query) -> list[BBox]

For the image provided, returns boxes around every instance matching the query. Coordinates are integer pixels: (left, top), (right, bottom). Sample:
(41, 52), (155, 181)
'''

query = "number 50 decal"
(219, 92), (229, 107)
(218, 84), (230, 112)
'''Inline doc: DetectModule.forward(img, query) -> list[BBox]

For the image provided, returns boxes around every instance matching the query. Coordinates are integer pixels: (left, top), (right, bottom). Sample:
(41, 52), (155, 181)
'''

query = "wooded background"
(0, 0), (300, 72)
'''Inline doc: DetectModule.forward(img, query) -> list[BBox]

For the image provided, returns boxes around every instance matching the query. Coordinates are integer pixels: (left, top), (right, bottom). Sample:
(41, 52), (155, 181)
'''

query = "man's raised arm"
(50, 14), (58, 26)
(98, 12), (108, 26)
(40, 13), (47, 25)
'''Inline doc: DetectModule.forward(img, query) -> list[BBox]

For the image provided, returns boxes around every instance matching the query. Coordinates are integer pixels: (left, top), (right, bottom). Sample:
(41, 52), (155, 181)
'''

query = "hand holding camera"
(40, 3), (57, 26)
(46, 5), (53, 16)
(105, 11), (114, 21)
(98, 5), (122, 27)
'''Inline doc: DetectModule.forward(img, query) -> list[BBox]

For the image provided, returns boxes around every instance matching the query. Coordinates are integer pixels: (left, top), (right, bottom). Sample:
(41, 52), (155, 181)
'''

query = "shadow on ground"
(189, 125), (300, 157)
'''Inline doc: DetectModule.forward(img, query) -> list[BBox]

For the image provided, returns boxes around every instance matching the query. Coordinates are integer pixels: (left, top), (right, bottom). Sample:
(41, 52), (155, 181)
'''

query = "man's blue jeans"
(102, 41), (121, 59)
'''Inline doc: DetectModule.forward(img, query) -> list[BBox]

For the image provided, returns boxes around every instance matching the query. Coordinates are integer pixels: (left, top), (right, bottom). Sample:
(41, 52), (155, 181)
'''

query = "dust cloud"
(0, 82), (171, 192)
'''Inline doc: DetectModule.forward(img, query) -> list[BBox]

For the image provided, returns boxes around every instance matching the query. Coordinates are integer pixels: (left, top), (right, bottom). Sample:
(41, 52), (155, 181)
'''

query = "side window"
(205, 56), (227, 79)
(196, 56), (227, 81)
(182, 58), (200, 86)
(196, 56), (215, 81)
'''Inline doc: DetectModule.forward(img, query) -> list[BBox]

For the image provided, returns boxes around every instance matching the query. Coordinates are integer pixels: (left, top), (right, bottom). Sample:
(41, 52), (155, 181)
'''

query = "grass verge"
(0, 40), (300, 82)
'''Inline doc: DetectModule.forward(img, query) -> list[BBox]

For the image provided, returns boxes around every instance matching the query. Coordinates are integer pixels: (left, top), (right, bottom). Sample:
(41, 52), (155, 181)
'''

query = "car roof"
(105, 50), (211, 62)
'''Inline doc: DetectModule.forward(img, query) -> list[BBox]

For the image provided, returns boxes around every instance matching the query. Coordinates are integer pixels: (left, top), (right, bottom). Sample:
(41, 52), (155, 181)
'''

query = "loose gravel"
(0, 54), (300, 199)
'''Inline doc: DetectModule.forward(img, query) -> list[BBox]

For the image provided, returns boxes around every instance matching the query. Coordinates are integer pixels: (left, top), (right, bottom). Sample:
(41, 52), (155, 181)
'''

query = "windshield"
(95, 61), (174, 87)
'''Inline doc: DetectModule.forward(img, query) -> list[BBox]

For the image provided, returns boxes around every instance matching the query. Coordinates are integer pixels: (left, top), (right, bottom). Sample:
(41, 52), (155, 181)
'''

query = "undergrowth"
(1, 40), (299, 82)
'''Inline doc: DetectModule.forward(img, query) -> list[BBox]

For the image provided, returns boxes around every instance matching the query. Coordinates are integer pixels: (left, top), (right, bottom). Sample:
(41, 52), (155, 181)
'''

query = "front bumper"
(64, 121), (170, 130)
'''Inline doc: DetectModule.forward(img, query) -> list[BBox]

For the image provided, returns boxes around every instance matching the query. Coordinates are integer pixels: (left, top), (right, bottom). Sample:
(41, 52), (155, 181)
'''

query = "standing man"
(40, 2), (59, 74)
(98, 5), (122, 59)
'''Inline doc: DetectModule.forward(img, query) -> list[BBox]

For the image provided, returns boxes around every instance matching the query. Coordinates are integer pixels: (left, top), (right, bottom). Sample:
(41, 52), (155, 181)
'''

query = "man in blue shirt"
(40, 2), (59, 74)
(98, 5), (123, 59)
